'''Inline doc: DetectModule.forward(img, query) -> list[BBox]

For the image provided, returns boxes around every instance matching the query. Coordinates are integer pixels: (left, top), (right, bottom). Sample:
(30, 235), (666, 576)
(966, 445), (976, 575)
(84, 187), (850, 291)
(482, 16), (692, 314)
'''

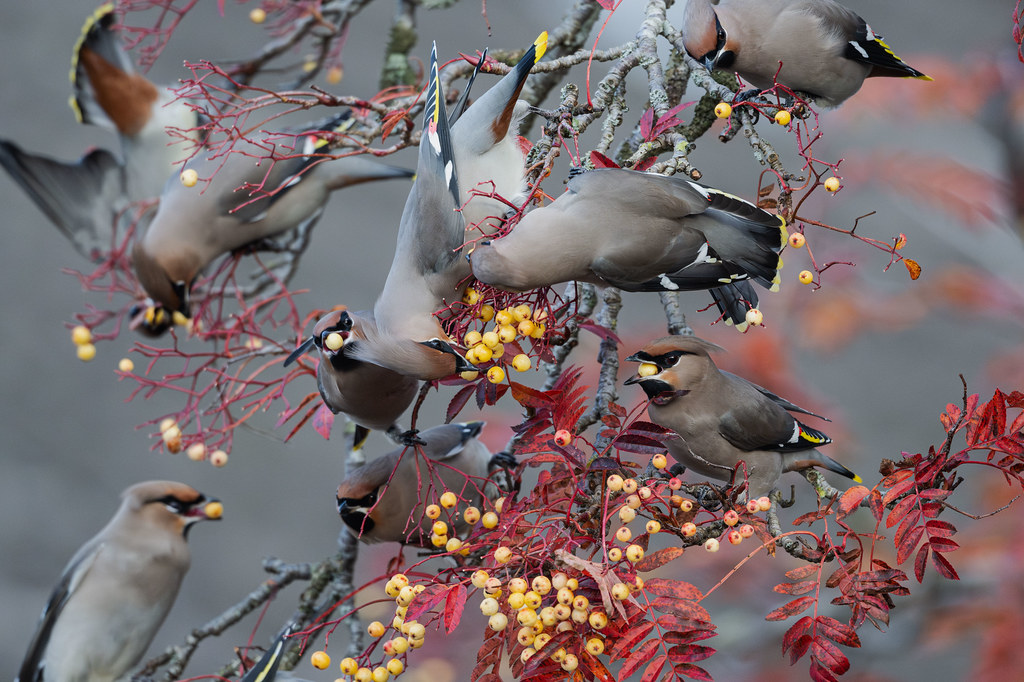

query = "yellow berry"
(534, 633), (552, 649)
(186, 443), (206, 461)
(445, 537), (462, 552)
(682, 522), (698, 536)
(488, 613), (508, 631)
(481, 511), (499, 528)
(496, 325), (516, 343)
(117, 357), (134, 373)
(406, 622), (426, 639)
(517, 626), (535, 646)
(540, 606), (558, 627)
(550, 572), (568, 590)
(531, 575), (552, 595)
(516, 320), (536, 337)
(571, 608), (588, 624)
(481, 331), (500, 348)
(386, 659), (404, 676)
(608, 547), (623, 562)
(745, 308), (763, 326)
(727, 529), (743, 545)
(520, 647), (537, 663)
(397, 585), (416, 606)
(368, 621), (386, 637)
(524, 591), (543, 610)
(589, 611), (608, 629)
(611, 582), (630, 600)
(464, 330), (482, 346)
(325, 332), (344, 350)
(474, 345), (493, 363)
(76, 343), (96, 362)
(626, 494), (642, 510)
(437, 491), (457, 509)
(799, 270), (814, 285)
(566, 578), (578, 590)
(310, 650), (331, 669)
(516, 608), (538, 627)
(788, 232), (806, 249)
(704, 538), (720, 552)
(551, 647), (566, 663)
(553, 603), (571, 621)
(680, 498), (694, 512)
(340, 658), (359, 675)
(774, 109), (792, 126)
(491, 343), (505, 359)
(209, 449), (228, 467)
(495, 309), (514, 326)
(432, 520), (449, 536)
(463, 506), (481, 524)
(203, 501), (223, 519)
(638, 486), (653, 500)
(371, 667), (389, 682)
(652, 453), (668, 469)
(460, 370), (479, 381)
(607, 474), (624, 492)
(512, 304), (532, 322)
(615, 526), (632, 543)
(511, 354), (532, 371)
(494, 546), (512, 563)
(180, 168), (199, 187)
(172, 311), (189, 327)
(626, 544), (644, 562)
(508, 577), (528, 593)
(462, 287), (480, 305)
(637, 362), (659, 378)
(390, 637), (409, 654)
(529, 323), (545, 339)
(249, 7), (267, 24)
(354, 667), (373, 682)
(586, 638), (605, 655)
(326, 66), (343, 84)
(487, 366), (505, 384)
(715, 102), (732, 118)
(646, 519), (662, 534)
(425, 504), (441, 519)
(562, 654), (579, 672)
(824, 176), (841, 192)
(479, 305), (495, 322)
(159, 418), (177, 433)
(507, 592), (525, 610)
(391, 574), (409, 588)
(71, 325), (92, 346)
(471, 570), (490, 588)
(557, 587), (574, 605)
(622, 478), (638, 494)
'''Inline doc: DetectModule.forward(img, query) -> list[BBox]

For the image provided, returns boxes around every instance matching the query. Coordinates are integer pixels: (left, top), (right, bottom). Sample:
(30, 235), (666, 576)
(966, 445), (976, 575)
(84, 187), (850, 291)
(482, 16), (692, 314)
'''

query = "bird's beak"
(623, 374), (644, 386)
(624, 353), (643, 363)
(283, 336), (316, 367)
(701, 55), (716, 71)
(453, 352), (479, 373)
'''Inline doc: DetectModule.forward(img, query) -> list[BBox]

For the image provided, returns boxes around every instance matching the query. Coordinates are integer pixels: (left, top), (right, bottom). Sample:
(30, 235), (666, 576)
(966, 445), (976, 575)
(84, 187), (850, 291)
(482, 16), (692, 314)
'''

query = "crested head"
(634, 335), (724, 360)
(681, 0), (736, 70)
(121, 480), (220, 536)
(624, 335), (722, 402)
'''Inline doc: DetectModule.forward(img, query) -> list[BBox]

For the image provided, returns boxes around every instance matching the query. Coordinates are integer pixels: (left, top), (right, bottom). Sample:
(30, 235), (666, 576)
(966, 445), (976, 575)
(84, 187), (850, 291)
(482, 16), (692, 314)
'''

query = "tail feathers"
(703, 197), (786, 291)
(0, 140), (124, 260)
(450, 49), (488, 125)
(709, 280), (757, 330)
(782, 450), (862, 483)
(70, 3), (135, 130)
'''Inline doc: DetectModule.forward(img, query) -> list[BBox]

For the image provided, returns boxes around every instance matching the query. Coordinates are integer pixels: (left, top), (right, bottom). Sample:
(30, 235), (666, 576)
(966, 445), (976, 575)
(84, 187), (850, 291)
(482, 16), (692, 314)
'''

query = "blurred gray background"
(1, 1), (1020, 680)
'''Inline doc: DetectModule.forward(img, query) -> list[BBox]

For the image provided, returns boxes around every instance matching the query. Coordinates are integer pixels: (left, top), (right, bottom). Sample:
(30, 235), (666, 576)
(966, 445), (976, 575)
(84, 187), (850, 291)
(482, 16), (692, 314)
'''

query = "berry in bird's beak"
(638, 362), (659, 377)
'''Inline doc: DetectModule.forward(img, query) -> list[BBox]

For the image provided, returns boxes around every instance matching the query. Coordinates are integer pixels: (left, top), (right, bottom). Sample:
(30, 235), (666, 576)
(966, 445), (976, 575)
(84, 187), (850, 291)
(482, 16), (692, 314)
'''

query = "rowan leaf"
(312, 403), (334, 440)
(444, 584), (467, 634)
(446, 383), (476, 423)
(644, 578), (704, 601)
(903, 258), (921, 280)
(619, 638), (661, 679)
(609, 621), (655, 662)
(634, 546), (685, 572)
(766, 596), (816, 621)
(639, 653), (666, 682)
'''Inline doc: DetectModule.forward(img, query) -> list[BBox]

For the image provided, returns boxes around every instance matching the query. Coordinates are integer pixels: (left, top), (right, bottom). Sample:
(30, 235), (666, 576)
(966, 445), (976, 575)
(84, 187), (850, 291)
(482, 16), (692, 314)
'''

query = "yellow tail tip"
(915, 74), (934, 82)
(534, 31), (549, 61)
(852, 474), (863, 483)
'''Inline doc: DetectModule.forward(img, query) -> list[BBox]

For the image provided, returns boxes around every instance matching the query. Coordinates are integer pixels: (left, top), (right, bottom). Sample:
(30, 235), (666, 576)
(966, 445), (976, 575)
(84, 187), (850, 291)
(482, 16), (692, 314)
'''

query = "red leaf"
(619, 638), (661, 680)
(782, 616), (813, 655)
(446, 383), (476, 423)
(903, 258), (922, 280)
(613, 433), (669, 454)
(405, 584), (447, 623)
(914, 544), (930, 582)
(886, 493), (919, 529)
(811, 637), (850, 674)
(644, 578), (704, 601)
(594, 0), (616, 10)
(837, 485), (870, 518)
(639, 107), (656, 141)
(509, 381), (555, 411)
(766, 596), (815, 621)
(773, 579), (817, 596)
(924, 519), (957, 536)
(667, 643), (715, 663)
(928, 537), (960, 553)
(312, 403), (334, 440)
(590, 150), (621, 169)
(651, 596), (712, 621)
(609, 621), (655, 662)
(623, 420), (673, 435)
(443, 584), (467, 634)
(579, 320), (622, 344)
(634, 546), (685, 572)
(815, 616), (861, 648)
(896, 524), (925, 564)
(634, 156), (658, 172)
(670, 662), (714, 682)
(639, 653), (667, 682)
(810, 659), (840, 682)
(662, 622), (717, 645)
(785, 565), (819, 580)
(930, 550), (960, 580)
(787, 634), (813, 664)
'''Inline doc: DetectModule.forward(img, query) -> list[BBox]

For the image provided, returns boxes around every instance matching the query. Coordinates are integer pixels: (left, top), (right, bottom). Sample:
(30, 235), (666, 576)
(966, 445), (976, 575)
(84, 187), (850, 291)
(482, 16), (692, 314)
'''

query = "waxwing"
(284, 308), (421, 448)
(336, 422), (513, 546)
(681, 0), (931, 107)
(469, 168), (787, 329)
(356, 43), (476, 380)
(131, 111), (413, 331)
(17, 481), (220, 682)
(0, 3), (201, 260)
(624, 335), (860, 497)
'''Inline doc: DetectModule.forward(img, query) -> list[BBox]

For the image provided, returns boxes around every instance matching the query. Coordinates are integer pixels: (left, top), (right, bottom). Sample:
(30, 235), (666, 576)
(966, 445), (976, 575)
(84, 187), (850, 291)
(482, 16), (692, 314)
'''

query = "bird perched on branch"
(468, 168), (787, 330)
(0, 2), (202, 261)
(336, 422), (514, 546)
(451, 31), (547, 236)
(16, 481), (221, 682)
(284, 307), (422, 448)
(354, 43), (477, 380)
(131, 112), (413, 334)
(624, 335), (860, 498)
(681, 0), (931, 108)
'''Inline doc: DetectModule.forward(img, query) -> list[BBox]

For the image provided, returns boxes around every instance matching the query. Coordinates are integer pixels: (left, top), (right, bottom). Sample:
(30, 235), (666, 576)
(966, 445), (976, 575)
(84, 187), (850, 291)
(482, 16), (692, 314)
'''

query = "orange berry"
(724, 510), (740, 526)
(652, 453), (668, 469)
(310, 650), (330, 669)
(682, 522), (697, 537)
(774, 109), (792, 126)
(799, 270), (814, 285)
(425, 504), (441, 519)
(715, 102), (732, 118)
